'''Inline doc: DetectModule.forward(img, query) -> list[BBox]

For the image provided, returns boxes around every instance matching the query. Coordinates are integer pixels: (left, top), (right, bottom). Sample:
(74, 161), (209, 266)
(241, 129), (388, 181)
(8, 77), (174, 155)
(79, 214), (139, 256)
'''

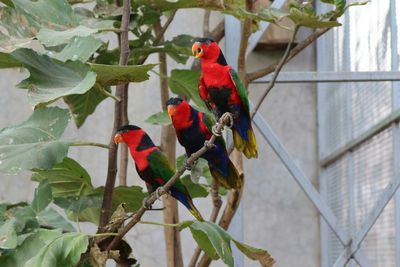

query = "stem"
(98, 0), (131, 229)
(153, 11), (177, 46)
(106, 113), (233, 251)
(250, 26), (300, 118)
(203, 10), (211, 36)
(98, 85), (121, 102)
(70, 142), (110, 149)
(246, 27), (331, 82)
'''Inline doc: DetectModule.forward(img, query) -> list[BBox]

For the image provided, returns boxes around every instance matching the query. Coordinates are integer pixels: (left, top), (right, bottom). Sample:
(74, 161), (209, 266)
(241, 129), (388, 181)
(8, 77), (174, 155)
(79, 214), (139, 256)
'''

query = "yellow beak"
(192, 42), (203, 58)
(167, 106), (175, 117)
(114, 134), (123, 144)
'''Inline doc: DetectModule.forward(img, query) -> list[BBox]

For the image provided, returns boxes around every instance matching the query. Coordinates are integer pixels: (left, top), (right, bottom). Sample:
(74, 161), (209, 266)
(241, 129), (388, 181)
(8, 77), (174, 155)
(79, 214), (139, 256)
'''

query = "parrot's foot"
(155, 186), (166, 199)
(221, 112), (234, 128)
(212, 124), (223, 136)
(184, 159), (193, 171)
(142, 197), (152, 209)
(204, 140), (216, 149)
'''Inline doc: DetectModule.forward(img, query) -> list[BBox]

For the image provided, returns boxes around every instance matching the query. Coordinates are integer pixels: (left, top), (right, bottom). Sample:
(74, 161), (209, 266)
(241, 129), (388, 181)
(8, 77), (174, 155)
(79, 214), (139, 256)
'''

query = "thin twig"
(70, 142), (110, 149)
(246, 27), (331, 82)
(250, 26), (299, 118)
(153, 11), (177, 46)
(106, 113), (233, 251)
(98, 0), (131, 228)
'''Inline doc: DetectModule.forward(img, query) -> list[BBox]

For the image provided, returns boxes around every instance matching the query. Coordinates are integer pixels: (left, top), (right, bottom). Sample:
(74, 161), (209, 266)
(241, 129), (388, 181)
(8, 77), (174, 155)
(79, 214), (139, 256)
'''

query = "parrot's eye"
(196, 47), (202, 54)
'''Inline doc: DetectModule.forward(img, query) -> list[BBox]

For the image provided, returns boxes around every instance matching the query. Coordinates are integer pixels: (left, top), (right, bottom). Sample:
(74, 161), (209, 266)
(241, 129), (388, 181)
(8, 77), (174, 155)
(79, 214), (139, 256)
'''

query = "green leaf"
(288, 8), (341, 28)
(95, 186), (147, 213)
(31, 157), (95, 198)
(31, 180), (52, 213)
(168, 69), (209, 113)
(90, 63), (156, 86)
(54, 194), (102, 214)
(0, 52), (21, 68)
(64, 85), (110, 128)
(37, 207), (76, 232)
(186, 221), (233, 266)
(65, 207), (100, 225)
(37, 26), (98, 47)
(11, 48), (97, 108)
(144, 111), (171, 126)
(11, 0), (79, 30)
(53, 36), (103, 63)
(0, 0), (14, 7)
(23, 232), (89, 267)
(181, 175), (209, 198)
(0, 220), (17, 249)
(232, 240), (275, 267)
(0, 107), (71, 174)
(0, 229), (62, 267)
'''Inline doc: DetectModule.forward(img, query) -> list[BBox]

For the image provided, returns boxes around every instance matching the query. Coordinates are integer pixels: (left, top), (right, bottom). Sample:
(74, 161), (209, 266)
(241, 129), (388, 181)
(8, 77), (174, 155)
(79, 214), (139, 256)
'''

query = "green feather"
(229, 69), (250, 114)
(147, 150), (187, 193)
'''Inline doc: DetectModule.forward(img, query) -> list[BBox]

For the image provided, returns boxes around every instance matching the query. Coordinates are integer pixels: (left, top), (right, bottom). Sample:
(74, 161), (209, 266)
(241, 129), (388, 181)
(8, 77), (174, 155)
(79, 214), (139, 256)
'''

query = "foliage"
(0, 0), (363, 265)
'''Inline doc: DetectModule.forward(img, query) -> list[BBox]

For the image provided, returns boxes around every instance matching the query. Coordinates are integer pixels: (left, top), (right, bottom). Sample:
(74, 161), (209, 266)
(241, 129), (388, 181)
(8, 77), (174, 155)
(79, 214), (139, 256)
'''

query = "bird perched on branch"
(114, 125), (203, 221)
(167, 97), (242, 189)
(192, 38), (258, 159)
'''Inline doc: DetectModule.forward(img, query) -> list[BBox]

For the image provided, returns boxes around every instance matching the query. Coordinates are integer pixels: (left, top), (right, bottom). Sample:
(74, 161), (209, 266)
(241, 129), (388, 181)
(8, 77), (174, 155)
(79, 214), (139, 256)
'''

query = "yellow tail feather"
(233, 128), (258, 159)
(210, 162), (242, 189)
(188, 200), (204, 221)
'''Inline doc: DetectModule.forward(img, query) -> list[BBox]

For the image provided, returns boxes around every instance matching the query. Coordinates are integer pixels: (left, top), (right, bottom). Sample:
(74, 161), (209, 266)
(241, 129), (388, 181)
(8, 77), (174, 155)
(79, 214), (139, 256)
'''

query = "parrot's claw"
(204, 140), (216, 149)
(155, 186), (165, 199)
(212, 124), (223, 136)
(221, 112), (234, 128)
(184, 160), (193, 171)
(142, 197), (152, 209)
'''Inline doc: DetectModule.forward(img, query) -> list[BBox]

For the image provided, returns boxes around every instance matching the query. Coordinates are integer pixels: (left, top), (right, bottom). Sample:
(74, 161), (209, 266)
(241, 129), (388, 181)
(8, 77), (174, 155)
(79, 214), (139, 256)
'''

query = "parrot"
(166, 97), (242, 189)
(114, 125), (203, 221)
(192, 38), (258, 159)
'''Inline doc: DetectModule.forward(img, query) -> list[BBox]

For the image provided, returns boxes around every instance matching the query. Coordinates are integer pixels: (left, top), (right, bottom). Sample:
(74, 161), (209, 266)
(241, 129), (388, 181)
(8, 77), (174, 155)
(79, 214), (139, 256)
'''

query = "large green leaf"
(37, 26), (97, 47)
(179, 221), (274, 267)
(31, 157), (95, 198)
(23, 232), (88, 267)
(288, 8), (341, 28)
(0, 52), (21, 68)
(0, 229), (62, 267)
(54, 194), (102, 214)
(90, 63), (156, 86)
(11, 0), (79, 30)
(11, 48), (97, 108)
(31, 180), (52, 213)
(64, 85), (110, 128)
(0, 107), (71, 174)
(37, 207), (75, 232)
(144, 111), (171, 126)
(0, 0), (13, 7)
(0, 220), (17, 250)
(53, 36), (103, 63)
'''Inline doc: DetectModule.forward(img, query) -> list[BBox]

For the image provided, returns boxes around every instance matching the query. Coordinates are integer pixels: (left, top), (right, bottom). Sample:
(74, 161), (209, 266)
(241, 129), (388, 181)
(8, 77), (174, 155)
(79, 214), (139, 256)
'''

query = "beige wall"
(0, 10), (319, 267)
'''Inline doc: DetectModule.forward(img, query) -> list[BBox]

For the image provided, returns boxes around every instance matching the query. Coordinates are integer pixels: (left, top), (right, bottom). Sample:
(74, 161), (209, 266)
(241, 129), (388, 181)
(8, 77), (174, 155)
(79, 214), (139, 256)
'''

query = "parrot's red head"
(166, 97), (192, 130)
(192, 38), (227, 65)
(114, 125), (155, 150)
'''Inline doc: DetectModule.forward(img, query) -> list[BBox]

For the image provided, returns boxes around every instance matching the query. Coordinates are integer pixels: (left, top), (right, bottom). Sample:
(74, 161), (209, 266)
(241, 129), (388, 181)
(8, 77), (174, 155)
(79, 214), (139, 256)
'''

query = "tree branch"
(106, 113), (233, 251)
(153, 11), (177, 46)
(203, 10), (211, 37)
(250, 26), (299, 118)
(246, 27), (331, 82)
(99, 0), (131, 228)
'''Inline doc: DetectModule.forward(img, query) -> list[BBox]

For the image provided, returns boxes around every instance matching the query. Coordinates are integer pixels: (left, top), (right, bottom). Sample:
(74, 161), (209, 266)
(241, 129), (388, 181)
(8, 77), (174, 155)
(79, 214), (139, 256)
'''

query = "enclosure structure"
(227, 0), (400, 266)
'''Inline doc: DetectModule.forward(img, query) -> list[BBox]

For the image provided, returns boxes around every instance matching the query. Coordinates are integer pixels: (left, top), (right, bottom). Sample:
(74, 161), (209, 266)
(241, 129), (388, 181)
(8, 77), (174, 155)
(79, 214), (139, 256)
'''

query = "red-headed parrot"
(167, 97), (242, 189)
(114, 125), (203, 221)
(192, 38), (258, 159)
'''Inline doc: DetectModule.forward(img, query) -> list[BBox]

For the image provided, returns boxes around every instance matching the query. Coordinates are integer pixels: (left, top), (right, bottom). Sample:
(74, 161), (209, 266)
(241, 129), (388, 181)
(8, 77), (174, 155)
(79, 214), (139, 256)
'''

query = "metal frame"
(224, 0), (400, 266)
